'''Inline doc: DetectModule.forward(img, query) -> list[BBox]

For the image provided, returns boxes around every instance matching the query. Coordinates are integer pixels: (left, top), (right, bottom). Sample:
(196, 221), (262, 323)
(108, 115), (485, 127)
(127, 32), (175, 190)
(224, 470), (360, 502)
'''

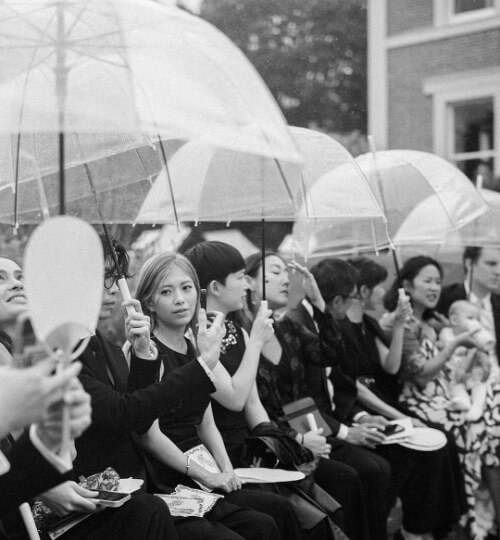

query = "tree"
(202, 0), (367, 133)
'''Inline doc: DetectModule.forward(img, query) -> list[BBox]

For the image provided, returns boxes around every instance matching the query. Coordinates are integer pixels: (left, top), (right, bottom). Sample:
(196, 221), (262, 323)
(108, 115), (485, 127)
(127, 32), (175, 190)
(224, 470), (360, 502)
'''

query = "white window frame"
(424, 69), (500, 179)
(434, 0), (500, 27)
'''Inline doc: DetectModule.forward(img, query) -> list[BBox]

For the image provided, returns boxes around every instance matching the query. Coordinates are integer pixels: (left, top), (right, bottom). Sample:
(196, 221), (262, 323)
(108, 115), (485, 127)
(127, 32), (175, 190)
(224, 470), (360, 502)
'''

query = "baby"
(439, 300), (494, 422)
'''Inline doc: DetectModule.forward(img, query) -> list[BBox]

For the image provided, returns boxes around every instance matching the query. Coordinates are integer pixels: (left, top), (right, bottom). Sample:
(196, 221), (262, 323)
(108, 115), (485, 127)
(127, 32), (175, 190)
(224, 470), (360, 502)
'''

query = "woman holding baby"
(381, 256), (500, 540)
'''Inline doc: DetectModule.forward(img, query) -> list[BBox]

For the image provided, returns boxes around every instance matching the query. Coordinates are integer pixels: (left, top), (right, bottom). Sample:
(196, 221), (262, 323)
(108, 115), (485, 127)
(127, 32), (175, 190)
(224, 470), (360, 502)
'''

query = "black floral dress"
(399, 319), (500, 539)
(256, 314), (343, 426)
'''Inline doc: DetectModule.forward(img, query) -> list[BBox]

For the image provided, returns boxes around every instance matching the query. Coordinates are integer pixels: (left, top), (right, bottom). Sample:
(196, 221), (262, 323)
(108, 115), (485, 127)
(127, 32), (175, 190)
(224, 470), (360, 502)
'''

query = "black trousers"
(61, 492), (177, 540)
(225, 486), (304, 540)
(328, 439), (392, 540)
(176, 495), (279, 540)
(313, 455), (371, 540)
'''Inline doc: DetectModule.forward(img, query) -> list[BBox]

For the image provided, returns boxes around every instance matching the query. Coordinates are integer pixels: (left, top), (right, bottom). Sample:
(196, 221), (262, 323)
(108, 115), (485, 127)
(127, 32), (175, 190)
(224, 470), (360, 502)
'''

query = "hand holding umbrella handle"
(118, 278), (156, 359)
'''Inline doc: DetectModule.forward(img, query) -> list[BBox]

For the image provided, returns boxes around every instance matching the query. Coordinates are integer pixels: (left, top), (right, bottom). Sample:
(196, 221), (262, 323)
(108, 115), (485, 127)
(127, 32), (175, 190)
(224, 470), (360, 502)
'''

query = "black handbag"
(246, 423), (349, 540)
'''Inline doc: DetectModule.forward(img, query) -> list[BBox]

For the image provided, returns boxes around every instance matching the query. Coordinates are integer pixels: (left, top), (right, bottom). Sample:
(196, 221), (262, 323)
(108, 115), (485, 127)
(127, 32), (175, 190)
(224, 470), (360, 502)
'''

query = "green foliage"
(202, 0), (367, 133)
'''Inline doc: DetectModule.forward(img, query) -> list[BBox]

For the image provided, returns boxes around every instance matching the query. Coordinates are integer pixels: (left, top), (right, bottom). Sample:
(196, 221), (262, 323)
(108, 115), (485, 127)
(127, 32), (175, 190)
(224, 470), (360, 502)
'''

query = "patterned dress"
(399, 319), (500, 539)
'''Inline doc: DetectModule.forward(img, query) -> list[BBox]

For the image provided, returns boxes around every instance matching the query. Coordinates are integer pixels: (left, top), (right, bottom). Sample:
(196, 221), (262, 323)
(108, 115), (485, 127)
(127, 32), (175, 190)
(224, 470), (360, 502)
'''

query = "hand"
(36, 377), (92, 453)
(249, 302), (274, 346)
(202, 471), (242, 493)
(123, 299), (156, 360)
(303, 428), (331, 458)
(345, 425), (385, 448)
(394, 295), (413, 325)
(427, 312), (450, 334)
(453, 330), (481, 350)
(0, 359), (82, 438)
(197, 309), (225, 370)
(289, 261), (325, 312)
(358, 414), (389, 431)
(39, 481), (99, 516)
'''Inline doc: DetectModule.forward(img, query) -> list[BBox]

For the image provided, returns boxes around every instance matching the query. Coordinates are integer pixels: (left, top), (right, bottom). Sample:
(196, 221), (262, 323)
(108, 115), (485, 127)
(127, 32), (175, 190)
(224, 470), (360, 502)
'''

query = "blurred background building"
(368, 0), (500, 190)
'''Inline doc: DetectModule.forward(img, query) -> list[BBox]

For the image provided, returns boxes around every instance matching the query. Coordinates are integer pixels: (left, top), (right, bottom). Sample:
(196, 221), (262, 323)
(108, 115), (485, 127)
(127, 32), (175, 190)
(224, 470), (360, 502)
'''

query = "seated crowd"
(1, 239), (500, 540)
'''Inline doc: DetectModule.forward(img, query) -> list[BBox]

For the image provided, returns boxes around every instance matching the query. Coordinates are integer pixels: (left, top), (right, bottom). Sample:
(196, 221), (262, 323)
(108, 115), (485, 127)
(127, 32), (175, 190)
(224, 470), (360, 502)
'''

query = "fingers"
(288, 260), (308, 275)
(31, 357), (59, 377)
(209, 310), (225, 331)
(72, 483), (98, 499)
(198, 308), (208, 329)
(122, 298), (143, 313)
(45, 362), (82, 394)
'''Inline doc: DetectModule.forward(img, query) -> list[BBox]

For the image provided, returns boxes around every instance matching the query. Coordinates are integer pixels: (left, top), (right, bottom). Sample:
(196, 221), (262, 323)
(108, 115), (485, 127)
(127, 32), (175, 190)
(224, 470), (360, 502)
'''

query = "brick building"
(368, 0), (500, 188)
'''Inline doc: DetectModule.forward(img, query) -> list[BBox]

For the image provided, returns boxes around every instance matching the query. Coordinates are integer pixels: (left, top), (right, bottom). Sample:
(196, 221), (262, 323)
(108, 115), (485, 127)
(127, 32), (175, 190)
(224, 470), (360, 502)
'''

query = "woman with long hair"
(383, 255), (500, 540)
(132, 251), (302, 540)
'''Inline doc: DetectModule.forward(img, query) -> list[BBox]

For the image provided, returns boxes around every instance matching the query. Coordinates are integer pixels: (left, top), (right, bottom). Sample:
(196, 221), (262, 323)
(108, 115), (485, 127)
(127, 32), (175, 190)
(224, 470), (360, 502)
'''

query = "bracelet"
(185, 455), (191, 476)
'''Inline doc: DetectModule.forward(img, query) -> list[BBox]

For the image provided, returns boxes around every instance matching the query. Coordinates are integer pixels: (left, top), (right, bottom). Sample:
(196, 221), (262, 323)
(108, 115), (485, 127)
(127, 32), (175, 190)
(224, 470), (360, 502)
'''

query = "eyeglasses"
(104, 273), (119, 290)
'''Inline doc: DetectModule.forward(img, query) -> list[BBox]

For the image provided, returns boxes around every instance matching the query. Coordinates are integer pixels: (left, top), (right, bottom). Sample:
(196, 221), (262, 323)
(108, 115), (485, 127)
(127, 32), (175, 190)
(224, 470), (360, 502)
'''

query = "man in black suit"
(73, 240), (279, 540)
(288, 259), (394, 540)
(437, 246), (500, 361)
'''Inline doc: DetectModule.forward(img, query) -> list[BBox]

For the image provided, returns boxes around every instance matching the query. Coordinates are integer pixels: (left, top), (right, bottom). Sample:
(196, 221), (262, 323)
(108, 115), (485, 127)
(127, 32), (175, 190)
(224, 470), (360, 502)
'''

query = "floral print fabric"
(399, 321), (500, 539)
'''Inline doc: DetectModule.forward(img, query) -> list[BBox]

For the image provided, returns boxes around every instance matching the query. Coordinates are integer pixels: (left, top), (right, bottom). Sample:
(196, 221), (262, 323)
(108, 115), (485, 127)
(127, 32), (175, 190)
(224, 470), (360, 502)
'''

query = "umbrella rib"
(273, 158), (296, 207)
(3, 5), (59, 46)
(157, 138), (180, 228)
(12, 11), (58, 227)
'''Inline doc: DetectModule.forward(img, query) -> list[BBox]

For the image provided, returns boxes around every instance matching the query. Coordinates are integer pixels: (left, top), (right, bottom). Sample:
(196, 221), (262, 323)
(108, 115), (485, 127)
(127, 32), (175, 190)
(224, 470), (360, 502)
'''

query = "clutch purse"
(281, 397), (332, 437)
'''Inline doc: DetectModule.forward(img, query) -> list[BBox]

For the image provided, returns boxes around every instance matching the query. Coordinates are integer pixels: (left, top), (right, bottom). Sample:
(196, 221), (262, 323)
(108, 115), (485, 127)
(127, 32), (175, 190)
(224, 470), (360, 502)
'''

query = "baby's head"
(448, 300), (480, 333)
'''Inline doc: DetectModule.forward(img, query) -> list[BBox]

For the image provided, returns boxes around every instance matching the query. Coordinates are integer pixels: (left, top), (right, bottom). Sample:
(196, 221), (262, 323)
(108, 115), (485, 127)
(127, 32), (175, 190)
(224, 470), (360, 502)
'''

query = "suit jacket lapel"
(96, 332), (128, 392)
(80, 337), (113, 386)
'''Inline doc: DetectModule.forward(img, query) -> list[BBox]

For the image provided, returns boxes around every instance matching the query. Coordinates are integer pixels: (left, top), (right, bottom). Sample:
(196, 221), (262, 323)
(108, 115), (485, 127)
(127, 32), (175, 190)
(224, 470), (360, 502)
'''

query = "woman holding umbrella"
(383, 256), (500, 540)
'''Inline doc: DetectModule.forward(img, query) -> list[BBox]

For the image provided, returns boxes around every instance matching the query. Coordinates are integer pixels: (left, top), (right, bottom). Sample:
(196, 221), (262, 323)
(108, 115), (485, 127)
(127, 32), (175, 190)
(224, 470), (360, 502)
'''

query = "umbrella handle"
(118, 278), (135, 317)
(118, 278), (152, 357)
(19, 502), (40, 540)
(57, 359), (72, 469)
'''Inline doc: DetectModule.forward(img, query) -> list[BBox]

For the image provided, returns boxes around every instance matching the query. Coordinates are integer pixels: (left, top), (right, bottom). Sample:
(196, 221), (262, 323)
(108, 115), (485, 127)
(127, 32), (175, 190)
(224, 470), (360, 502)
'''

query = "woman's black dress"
(136, 336), (300, 540)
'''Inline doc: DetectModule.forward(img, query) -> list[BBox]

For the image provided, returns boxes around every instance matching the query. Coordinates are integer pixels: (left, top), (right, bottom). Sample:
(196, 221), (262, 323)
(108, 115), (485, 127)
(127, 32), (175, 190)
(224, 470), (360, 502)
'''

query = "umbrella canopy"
(0, 0), (300, 159)
(0, 0), (302, 224)
(294, 149), (489, 257)
(396, 188), (500, 249)
(0, 136), (185, 224)
(136, 127), (386, 225)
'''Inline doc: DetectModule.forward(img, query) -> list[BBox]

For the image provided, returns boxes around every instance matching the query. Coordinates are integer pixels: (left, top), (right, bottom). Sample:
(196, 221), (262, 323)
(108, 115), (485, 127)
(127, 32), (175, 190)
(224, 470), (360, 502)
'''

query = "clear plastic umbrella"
(396, 188), (500, 249)
(0, 0), (301, 224)
(136, 127), (386, 226)
(294, 149), (489, 258)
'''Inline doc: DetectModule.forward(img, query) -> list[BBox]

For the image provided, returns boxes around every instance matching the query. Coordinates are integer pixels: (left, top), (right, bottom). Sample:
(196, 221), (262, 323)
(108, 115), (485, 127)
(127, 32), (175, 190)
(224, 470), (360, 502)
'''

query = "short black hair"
(99, 233), (131, 279)
(463, 246), (482, 269)
(310, 258), (359, 303)
(347, 257), (388, 290)
(184, 241), (245, 290)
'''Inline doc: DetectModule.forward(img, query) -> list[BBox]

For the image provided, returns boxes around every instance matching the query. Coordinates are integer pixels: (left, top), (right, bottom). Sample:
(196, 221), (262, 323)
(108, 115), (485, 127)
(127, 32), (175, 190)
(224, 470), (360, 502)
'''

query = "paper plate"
(399, 428), (447, 451)
(234, 468), (305, 483)
(118, 478), (144, 493)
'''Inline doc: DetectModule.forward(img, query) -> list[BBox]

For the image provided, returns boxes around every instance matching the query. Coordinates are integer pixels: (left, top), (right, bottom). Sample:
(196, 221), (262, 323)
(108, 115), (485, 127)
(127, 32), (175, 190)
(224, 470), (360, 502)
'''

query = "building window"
(424, 69), (500, 191)
(450, 98), (495, 184)
(454, 0), (493, 14)
(434, 0), (499, 26)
